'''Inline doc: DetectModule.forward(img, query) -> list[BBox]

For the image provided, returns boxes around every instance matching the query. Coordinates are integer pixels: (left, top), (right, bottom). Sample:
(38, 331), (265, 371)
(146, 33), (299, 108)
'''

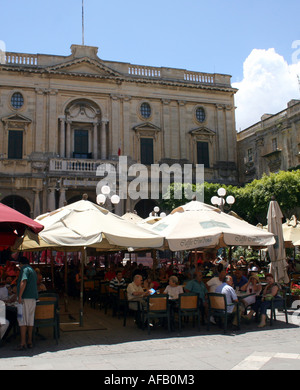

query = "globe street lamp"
(96, 185), (120, 212)
(149, 206), (167, 218)
(211, 187), (235, 212)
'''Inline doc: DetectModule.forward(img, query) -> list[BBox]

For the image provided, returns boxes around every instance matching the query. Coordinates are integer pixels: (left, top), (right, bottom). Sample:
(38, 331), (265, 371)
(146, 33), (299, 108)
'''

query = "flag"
(118, 147), (121, 156)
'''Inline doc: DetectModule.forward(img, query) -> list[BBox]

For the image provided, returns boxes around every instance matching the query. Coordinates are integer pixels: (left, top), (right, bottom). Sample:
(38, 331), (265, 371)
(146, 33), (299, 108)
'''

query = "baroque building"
(237, 100), (300, 184)
(0, 44), (238, 218)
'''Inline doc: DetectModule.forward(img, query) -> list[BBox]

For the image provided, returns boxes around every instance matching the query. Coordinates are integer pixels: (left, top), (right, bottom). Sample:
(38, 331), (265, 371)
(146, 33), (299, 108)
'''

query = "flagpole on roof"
(82, 0), (85, 45)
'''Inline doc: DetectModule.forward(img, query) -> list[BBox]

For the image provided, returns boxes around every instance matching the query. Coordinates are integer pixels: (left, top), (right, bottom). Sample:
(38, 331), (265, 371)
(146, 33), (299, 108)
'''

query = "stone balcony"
(49, 158), (118, 176)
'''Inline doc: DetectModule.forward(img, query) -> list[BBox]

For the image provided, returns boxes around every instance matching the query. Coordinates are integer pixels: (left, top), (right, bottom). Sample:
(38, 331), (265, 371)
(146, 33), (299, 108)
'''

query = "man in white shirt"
(206, 264), (226, 293)
(127, 274), (149, 310)
(127, 274), (149, 328)
(215, 275), (240, 327)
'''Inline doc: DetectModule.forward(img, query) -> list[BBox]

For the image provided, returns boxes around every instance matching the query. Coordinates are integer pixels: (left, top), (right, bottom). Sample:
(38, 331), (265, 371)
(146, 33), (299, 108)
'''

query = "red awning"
(0, 203), (44, 250)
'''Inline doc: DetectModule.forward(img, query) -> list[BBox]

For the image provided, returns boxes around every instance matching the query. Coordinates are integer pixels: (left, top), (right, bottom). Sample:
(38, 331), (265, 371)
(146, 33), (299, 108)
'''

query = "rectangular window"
(140, 138), (154, 165)
(197, 141), (209, 168)
(272, 138), (278, 152)
(73, 129), (91, 159)
(247, 148), (253, 162)
(8, 130), (23, 159)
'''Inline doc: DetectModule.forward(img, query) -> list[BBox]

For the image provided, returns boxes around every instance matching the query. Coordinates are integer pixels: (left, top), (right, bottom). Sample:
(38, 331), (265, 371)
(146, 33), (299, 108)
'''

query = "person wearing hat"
(240, 274), (262, 321)
(16, 256), (38, 350)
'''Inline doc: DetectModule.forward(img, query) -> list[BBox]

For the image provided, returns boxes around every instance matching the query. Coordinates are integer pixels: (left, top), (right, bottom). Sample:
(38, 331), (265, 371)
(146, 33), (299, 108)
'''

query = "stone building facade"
(0, 44), (238, 217)
(237, 100), (300, 184)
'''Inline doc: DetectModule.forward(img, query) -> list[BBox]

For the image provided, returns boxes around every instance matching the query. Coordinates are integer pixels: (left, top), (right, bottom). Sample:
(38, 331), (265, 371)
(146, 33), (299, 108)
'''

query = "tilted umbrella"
(267, 199), (289, 284)
(148, 200), (275, 251)
(0, 203), (44, 250)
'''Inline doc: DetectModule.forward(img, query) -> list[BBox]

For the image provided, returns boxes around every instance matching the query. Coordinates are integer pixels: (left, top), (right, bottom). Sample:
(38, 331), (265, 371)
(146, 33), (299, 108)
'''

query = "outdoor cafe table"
(235, 291), (257, 300)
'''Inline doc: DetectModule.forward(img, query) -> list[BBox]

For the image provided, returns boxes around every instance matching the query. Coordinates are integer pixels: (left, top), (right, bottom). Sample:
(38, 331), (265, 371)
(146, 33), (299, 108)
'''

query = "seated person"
(240, 274), (262, 320)
(127, 274), (149, 311)
(35, 268), (47, 292)
(206, 264), (226, 292)
(143, 273), (160, 291)
(232, 269), (248, 290)
(164, 276), (184, 300)
(86, 262), (97, 279)
(255, 273), (283, 328)
(184, 271), (208, 308)
(215, 275), (239, 327)
(104, 266), (116, 282)
(237, 256), (247, 267)
(109, 270), (126, 291)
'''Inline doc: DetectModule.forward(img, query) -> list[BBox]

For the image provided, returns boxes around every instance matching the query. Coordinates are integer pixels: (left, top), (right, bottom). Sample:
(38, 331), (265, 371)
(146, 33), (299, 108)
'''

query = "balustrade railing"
(5, 52), (38, 66)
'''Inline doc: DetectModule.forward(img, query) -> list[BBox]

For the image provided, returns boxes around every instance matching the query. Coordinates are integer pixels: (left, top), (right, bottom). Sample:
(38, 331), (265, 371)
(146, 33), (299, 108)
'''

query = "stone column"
(59, 117), (66, 158)
(59, 187), (67, 208)
(101, 120), (108, 160)
(162, 99), (170, 158)
(33, 189), (41, 218)
(48, 188), (56, 211)
(225, 105), (236, 162)
(66, 121), (71, 158)
(93, 122), (98, 160)
(35, 89), (45, 152)
(48, 90), (58, 154)
(178, 100), (187, 160)
(216, 104), (226, 161)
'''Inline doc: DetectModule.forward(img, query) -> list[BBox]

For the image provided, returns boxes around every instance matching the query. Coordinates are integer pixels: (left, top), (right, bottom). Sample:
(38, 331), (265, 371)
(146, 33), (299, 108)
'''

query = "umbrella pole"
(50, 251), (54, 290)
(64, 252), (68, 313)
(80, 248), (86, 327)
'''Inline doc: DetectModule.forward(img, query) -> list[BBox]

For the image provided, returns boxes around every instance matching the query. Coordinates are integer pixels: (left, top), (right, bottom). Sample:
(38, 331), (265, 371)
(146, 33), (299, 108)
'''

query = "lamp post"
(149, 205), (166, 218)
(211, 187), (235, 212)
(211, 187), (236, 264)
(96, 185), (120, 211)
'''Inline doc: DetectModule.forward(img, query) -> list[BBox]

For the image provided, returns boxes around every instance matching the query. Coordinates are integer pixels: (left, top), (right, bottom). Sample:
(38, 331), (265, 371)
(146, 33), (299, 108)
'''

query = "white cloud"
(233, 48), (300, 131)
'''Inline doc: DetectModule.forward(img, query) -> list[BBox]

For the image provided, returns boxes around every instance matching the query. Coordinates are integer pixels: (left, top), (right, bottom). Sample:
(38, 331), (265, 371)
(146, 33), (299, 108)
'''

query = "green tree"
(159, 170), (300, 225)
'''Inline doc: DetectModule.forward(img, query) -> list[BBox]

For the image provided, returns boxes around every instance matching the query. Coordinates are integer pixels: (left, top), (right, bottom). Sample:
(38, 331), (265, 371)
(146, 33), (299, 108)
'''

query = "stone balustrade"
(49, 158), (117, 174)
(5, 52), (38, 66)
(4, 50), (227, 86)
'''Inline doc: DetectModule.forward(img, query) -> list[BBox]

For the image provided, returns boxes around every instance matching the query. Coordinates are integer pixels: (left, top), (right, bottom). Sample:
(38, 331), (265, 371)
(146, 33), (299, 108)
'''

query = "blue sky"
(1, 0), (300, 129)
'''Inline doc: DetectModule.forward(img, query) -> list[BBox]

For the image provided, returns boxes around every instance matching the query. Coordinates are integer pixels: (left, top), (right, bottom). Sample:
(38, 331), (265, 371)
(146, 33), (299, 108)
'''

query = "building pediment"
(45, 57), (122, 79)
(133, 122), (161, 133)
(189, 127), (216, 137)
(2, 113), (32, 123)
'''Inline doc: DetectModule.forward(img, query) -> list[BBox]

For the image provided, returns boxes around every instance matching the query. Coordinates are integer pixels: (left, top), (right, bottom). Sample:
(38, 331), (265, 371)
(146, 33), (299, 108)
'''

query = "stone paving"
(1, 298), (300, 371)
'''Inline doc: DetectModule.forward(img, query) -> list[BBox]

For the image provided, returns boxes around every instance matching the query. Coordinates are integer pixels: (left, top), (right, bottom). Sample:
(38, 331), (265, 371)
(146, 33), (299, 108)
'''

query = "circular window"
(11, 92), (24, 109)
(140, 102), (151, 119)
(195, 107), (206, 123)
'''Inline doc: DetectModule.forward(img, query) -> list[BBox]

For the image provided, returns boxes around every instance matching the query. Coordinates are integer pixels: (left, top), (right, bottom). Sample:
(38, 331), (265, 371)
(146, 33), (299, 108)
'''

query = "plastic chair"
(177, 293), (201, 332)
(207, 292), (240, 333)
(34, 300), (59, 345)
(142, 294), (171, 335)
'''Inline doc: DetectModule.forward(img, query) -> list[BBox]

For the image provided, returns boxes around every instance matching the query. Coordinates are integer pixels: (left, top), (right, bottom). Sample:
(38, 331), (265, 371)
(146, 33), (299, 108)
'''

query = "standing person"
(16, 256), (38, 350)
